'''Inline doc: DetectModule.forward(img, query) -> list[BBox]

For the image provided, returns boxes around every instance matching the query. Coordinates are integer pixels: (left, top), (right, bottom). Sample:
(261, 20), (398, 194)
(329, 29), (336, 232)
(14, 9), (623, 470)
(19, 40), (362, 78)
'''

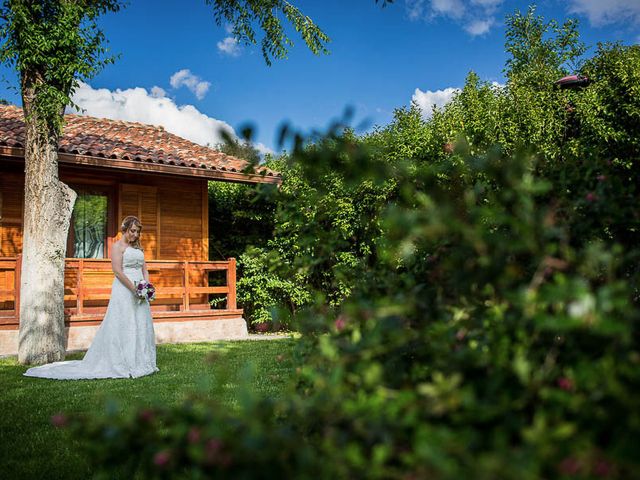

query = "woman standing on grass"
(24, 216), (159, 380)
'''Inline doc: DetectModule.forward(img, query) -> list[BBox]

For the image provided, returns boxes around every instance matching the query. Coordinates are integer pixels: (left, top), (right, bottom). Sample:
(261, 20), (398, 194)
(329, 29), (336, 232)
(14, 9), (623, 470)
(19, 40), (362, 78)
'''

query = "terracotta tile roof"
(0, 104), (280, 182)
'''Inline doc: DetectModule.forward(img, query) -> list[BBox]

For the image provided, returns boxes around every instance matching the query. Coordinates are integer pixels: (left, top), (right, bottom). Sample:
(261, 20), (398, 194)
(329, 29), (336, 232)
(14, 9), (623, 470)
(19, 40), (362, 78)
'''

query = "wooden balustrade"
(0, 256), (240, 327)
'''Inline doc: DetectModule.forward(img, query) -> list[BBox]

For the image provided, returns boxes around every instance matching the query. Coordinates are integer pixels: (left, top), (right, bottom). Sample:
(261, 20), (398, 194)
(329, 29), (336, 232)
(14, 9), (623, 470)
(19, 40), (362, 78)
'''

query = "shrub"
(64, 141), (640, 479)
(64, 9), (640, 479)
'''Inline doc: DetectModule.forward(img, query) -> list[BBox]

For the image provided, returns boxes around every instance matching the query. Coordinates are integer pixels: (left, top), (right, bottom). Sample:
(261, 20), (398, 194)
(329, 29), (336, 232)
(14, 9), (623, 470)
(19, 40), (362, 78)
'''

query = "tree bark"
(17, 83), (77, 365)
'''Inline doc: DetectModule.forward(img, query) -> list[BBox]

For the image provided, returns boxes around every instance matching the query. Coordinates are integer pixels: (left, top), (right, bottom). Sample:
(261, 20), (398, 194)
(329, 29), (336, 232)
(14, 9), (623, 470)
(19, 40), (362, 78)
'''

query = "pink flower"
(597, 174), (607, 182)
(206, 438), (222, 453)
(153, 450), (171, 468)
(220, 453), (233, 467)
(585, 192), (597, 202)
(559, 456), (581, 476)
(557, 377), (574, 391)
(138, 409), (155, 423)
(188, 427), (201, 444)
(204, 438), (223, 464)
(50, 413), (67, 428)
(334, 315), (347, 332)
(455, 329), (466, 341)
(594, 459), (613, 477)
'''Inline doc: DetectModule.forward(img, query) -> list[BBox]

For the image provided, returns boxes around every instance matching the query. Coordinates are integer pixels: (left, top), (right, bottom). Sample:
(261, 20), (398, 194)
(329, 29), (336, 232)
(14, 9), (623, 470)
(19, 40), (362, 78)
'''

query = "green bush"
(236, 246), (311, 326)
(64, 143), (640, 479)
(235, 139), (394, 326)
(64, 8), (640, 479)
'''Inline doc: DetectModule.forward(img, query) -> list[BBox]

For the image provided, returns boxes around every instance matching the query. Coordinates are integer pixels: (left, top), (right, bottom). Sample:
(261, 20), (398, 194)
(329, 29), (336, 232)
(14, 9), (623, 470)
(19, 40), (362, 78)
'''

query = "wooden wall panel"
(158, 179), (204, 261)
(1, 164), (209, 263)
(118, 184), (159, 259)
(0, 173), (24, 256)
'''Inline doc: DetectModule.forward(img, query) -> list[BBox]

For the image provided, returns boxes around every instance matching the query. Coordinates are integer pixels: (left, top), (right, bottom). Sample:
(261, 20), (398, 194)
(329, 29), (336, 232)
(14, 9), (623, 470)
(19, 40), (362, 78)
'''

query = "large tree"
(0, 0), (331, 365)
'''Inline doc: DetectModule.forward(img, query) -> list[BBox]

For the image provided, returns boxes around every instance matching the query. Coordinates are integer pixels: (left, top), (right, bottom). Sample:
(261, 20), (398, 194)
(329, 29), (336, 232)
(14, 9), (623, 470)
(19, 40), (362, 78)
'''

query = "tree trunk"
(17, 87), (77, 365)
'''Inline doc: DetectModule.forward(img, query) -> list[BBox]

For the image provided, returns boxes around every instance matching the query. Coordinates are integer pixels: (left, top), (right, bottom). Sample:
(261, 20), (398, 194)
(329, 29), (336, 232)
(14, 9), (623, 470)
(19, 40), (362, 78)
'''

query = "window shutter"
(118, 184), (159, 259)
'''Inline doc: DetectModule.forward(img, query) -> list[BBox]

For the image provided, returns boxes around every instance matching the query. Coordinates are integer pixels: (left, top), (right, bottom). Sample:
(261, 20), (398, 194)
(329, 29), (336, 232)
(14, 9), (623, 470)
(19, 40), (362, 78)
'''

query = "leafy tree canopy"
(0, 0), (122, 130)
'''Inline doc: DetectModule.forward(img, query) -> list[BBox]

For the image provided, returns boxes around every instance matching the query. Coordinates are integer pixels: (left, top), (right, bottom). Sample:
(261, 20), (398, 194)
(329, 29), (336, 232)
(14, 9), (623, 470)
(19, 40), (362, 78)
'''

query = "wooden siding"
(0, 172), (23, 257)
(118, 183), (159, 258)
(0, 162), (208, 263)
(1, 161), (211, 312)
(0, 173), (23, 308)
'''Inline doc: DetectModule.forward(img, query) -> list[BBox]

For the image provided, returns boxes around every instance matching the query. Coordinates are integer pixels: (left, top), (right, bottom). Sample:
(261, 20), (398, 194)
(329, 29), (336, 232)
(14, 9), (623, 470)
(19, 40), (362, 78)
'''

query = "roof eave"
(0, 146), (282, 186)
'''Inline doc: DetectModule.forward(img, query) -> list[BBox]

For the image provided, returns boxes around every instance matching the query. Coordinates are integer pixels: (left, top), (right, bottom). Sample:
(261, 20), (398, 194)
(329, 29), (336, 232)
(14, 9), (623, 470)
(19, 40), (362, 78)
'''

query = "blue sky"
(1, 0), (639, 153)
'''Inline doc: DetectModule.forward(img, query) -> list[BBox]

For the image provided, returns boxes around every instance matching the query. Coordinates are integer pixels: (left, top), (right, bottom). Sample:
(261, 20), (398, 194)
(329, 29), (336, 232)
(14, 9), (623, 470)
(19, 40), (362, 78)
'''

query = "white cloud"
(169, 69), (211, 100)
(431, 0), (465, 18)
(412, 87), (459, 118)
(464, 17), (494, 36)
(405, 0), (504, 35)
(253, 142), (275, 157)
(69, 82), (273, 156)
(470, 0), (502, 8)
(69, 81), (236, 148)
(567, 0), (640, 26)
(217, 36), (242, 57)
(150, 86), (166, 98)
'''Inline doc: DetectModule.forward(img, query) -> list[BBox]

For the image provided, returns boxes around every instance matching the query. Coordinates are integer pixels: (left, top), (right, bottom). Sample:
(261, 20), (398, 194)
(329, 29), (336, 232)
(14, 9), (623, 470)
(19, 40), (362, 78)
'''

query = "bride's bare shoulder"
(112, 242), (126, 257)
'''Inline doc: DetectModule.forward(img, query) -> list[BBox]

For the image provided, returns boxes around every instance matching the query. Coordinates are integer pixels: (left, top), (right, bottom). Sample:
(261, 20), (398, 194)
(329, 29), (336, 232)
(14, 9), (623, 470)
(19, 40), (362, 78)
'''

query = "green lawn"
(0, 339), (296, 480)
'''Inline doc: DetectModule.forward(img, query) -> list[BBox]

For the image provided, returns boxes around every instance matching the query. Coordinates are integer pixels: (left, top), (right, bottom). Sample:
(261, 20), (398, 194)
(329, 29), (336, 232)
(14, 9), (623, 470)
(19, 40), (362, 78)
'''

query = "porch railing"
(0, 256), (239, 326)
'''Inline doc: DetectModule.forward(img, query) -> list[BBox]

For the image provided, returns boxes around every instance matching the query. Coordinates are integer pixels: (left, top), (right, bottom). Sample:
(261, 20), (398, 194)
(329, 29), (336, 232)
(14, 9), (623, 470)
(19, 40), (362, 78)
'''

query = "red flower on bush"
(50, 413), (67, 428)
(138, 409), (155, 423)
(559, 456), (581, 476)
(557, 377), (574, 391)
(188, 427), (201, 444)
(594, 459), (613, 477)
(585, 192), (598, 202)
(204, 438), (223, 464)
(153, 449), (171, 468)
(334, 315), (347, 332)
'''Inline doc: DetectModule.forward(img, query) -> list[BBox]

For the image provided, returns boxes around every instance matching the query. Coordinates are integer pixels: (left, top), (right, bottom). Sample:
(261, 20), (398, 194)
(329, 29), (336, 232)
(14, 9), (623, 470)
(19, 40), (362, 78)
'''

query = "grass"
(0, 339), (296, 480)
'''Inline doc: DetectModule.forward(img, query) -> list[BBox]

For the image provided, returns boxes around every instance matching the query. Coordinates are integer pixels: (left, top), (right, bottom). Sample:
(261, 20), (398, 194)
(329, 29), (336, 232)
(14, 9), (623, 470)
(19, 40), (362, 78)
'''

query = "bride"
(24, 216), (159, 380)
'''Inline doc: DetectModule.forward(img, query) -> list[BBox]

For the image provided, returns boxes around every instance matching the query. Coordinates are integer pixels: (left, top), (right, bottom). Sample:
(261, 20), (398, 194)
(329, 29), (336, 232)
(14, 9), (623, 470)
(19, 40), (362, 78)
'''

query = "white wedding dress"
(24, 246), (159, 380)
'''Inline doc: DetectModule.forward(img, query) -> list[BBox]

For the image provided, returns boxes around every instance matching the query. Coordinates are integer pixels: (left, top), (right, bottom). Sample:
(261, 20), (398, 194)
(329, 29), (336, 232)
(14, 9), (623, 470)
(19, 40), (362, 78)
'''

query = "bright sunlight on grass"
(0, 339), (296, 480)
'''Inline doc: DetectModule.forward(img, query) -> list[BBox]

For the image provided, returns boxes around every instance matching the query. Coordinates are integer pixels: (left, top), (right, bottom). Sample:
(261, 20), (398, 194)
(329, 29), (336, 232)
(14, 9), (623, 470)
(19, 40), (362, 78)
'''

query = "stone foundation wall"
(0, 318), (248, 356)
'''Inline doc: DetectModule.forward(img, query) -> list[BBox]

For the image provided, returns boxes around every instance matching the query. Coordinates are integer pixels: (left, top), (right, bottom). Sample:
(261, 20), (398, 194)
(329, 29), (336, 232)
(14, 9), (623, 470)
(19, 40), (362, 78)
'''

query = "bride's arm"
(111, 245), (136, 293)
(142, 260), (150, 283)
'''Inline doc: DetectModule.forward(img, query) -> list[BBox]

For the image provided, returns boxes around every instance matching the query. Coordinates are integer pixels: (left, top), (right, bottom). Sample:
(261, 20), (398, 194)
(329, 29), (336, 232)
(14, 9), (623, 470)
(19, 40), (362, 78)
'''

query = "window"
(71, 192), (108, 259)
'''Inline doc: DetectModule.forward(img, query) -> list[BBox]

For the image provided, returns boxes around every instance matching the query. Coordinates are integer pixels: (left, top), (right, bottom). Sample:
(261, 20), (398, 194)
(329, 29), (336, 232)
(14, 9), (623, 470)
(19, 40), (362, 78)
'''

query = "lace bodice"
(123, 246), (145, 271)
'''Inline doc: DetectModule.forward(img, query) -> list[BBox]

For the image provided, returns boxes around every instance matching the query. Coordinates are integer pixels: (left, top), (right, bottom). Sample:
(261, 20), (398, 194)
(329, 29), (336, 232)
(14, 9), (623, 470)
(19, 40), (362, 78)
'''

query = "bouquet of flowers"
(134, 280), (156, 303)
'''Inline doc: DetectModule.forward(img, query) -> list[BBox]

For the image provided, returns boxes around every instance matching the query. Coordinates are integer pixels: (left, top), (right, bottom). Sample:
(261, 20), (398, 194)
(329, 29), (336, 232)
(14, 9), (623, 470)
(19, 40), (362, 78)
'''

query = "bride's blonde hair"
(121, 215), (143, 250)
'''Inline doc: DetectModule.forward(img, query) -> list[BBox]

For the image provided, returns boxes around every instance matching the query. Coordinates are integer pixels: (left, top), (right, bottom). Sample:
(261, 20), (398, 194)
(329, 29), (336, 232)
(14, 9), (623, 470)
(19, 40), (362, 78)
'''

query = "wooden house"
(0, 105), (280, 356)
